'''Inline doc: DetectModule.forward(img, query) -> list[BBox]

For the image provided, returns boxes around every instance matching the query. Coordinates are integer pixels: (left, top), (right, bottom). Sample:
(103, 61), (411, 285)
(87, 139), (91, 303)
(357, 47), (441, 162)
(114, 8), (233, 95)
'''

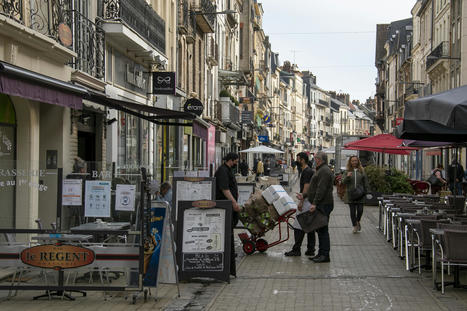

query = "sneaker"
(284, 250), (301, 256)
(311, 255), (330, 263)
(305, 249), (314, 256)
(352, 226), (358, 234)
(357, 222), (362, 231)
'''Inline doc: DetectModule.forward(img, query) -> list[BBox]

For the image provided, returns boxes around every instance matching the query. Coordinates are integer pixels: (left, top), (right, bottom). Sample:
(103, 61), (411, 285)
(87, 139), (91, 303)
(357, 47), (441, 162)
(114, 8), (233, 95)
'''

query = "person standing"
(305, 151), (334, 263)
(285, 152), (315, 257)
(343, 156), (369, 233)
(264, 159), (271, 176)
(155, 182), (173, 207)
(239, 159), (249, 177)
(448, 159), (464, 195)
(256, 159), (264, 177)
(215, 152), (241, 277)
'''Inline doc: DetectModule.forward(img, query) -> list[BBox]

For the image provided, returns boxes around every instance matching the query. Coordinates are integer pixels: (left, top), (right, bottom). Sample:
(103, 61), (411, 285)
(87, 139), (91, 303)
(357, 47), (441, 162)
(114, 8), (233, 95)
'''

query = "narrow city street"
(2, 181), (467, 310)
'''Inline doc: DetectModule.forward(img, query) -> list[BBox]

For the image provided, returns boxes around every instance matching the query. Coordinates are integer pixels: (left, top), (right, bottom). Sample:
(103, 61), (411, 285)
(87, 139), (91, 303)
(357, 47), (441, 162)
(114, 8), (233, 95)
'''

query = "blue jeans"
(316, 204), (334, 257)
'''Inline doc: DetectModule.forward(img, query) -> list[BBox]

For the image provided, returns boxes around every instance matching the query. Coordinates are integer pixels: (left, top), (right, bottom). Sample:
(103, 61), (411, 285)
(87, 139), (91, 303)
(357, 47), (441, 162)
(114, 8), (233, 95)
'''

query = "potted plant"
(363, 165), (413, 205)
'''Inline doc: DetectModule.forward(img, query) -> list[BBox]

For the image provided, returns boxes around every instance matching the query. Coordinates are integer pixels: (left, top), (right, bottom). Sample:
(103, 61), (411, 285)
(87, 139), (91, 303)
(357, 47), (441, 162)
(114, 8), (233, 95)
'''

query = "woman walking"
(343, 156), (369, 233)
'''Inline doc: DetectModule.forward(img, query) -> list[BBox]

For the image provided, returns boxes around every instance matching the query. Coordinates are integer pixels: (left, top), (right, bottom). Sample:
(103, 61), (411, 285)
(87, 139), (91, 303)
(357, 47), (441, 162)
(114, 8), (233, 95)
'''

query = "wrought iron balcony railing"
(102, 0), (165, 54)
(70, 10), (105, 79)
(1, 0), (73, 47)
(426, 41), (449, 70)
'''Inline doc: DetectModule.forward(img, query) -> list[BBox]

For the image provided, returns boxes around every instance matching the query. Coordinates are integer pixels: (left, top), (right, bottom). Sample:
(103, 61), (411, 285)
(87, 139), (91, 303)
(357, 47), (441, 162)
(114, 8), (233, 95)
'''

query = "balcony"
(217, 98), (240, 130)
(102, 0), (166, 56)
(192, 0), (216, 33)
(207, 36), (218, 66)
(426, 41), (449, 72)
(70, 11), (105, 80)
(177, 0), (190, 34)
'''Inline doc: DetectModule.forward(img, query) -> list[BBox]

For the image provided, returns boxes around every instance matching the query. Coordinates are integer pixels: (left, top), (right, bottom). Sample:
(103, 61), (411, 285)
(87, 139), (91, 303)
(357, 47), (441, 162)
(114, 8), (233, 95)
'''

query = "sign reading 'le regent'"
(152, 72), (176, 95)
(183, 98), (204, 116)
(21, 244), (95, 270)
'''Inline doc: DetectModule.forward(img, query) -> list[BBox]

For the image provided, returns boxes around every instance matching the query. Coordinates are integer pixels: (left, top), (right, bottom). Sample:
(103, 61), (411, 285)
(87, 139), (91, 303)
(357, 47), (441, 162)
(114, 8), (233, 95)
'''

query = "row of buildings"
(0, 0), (371, 229)
(374, 0), (466, 179)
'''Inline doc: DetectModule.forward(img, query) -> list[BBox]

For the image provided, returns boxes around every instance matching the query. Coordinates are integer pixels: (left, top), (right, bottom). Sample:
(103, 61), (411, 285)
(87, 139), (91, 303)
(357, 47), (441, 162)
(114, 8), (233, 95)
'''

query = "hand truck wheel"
(255, 238), (268, 252)
(242, 240), (256, 255)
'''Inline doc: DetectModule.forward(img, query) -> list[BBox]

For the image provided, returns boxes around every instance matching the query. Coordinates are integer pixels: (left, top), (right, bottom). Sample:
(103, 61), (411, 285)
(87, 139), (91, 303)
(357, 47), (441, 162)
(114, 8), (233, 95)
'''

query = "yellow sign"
(21, 244), (95, 270)
(192, 200), (217, 209)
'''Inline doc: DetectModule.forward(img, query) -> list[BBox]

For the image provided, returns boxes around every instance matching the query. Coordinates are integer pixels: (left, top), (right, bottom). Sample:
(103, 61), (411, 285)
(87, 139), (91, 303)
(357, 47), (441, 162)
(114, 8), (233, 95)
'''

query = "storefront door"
(0, 94), (16, 228)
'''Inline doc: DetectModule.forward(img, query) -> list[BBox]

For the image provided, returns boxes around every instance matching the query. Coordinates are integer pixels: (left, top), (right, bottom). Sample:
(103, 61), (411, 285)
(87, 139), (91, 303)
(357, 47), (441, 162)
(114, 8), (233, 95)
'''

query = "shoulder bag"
(296, 207), (328, 233)
(349, 169), (365, 201)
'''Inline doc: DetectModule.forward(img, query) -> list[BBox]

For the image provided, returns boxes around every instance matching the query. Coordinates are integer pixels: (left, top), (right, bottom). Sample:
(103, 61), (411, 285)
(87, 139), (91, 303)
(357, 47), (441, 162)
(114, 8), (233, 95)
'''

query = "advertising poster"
(84, 180), (111, 217)
(237, 184), (255, 206)
(115, 184), (136, 211)
(62, 179), (83, 206)
(143, 204), (166, 287)
(207, 125), (216, 169)
(182, 208), (225, 253)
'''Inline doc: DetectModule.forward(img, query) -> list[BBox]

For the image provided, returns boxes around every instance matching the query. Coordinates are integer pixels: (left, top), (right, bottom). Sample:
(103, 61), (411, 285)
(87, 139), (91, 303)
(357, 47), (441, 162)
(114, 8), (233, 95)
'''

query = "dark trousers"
(449, 182), (463, 195)
(349, 203), (364, 226)
(292, 228), (315, 252)
(316, 204), (333, 257)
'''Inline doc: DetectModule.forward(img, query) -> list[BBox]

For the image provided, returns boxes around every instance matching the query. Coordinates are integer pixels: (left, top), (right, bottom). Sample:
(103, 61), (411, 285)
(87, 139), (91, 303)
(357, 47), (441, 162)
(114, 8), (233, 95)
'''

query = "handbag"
(349, 169), (365, 201)
(296, 208), (328, 233)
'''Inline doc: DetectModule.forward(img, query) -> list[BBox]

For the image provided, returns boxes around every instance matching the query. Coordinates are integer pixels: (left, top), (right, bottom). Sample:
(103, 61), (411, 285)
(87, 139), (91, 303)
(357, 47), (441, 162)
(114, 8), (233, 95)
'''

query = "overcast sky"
(261, 0), (416, 103)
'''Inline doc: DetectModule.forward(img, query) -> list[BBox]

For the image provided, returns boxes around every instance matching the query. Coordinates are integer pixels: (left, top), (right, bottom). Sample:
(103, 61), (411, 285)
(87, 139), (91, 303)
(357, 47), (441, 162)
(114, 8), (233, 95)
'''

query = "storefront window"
(141, 120), (149, 168)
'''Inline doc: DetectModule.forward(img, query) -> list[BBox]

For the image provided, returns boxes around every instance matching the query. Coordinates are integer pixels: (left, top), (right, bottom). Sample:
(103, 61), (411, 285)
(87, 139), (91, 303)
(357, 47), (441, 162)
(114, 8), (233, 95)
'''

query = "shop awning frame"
(87, 91), (196, 126)
(0, 61), (87, 109)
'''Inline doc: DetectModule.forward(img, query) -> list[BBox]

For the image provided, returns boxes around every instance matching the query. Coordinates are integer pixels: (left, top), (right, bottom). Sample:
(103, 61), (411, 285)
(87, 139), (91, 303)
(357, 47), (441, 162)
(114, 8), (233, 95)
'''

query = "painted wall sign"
(152, 72), (176, 95)
(183, 98), (204, 116)
(20, 244), (95, 270)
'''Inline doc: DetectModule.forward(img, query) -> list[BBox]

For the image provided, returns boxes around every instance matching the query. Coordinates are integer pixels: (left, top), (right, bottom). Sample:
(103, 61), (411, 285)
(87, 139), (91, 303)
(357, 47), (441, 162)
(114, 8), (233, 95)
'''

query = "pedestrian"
(214, 152), (242, 277)
(285, 152), (316, 257)
(264, 159), (271, 176)
(155, 181), (173, 207)
(429, 164), (447, 194)
(239, 159), (249, 176)
(304, 151), (334, 263)
(256, 158), (264, 178)
(447, 159), (464, 195)
(342, 156), (369, 233)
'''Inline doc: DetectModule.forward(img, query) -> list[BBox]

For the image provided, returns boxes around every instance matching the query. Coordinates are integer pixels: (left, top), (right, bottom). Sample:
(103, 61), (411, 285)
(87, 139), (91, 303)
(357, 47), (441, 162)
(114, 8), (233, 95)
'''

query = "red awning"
(344, 134), (419, 155)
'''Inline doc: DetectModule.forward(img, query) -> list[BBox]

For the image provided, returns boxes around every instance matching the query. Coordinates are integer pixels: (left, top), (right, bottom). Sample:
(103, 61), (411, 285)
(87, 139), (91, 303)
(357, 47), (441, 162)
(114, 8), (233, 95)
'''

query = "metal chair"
(435, 229), (467, 294)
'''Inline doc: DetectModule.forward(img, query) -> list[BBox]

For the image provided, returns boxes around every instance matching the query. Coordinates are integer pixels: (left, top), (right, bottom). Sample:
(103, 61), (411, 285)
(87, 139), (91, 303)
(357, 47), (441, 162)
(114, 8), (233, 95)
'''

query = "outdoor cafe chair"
(435, 229), (467, 294)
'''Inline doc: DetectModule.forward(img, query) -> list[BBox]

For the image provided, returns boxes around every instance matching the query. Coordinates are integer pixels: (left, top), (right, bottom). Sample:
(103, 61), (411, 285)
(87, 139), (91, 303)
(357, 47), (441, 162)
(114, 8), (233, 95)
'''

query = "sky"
(261, 0), (417, 103)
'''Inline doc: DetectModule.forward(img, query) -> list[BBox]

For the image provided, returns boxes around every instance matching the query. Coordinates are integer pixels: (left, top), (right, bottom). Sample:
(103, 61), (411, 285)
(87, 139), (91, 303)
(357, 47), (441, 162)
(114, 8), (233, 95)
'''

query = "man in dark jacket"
(215, 152), (241, 277)
(306, 151), (334, 263)
(448, 159), (464, 195)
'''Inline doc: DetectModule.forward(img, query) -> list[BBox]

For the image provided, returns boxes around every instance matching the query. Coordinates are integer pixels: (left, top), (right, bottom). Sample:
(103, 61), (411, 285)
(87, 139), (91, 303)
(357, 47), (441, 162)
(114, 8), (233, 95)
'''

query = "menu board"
(84, 180), (111, 217)
(172, 177), (215, 222)
(176, 200), (232, 282)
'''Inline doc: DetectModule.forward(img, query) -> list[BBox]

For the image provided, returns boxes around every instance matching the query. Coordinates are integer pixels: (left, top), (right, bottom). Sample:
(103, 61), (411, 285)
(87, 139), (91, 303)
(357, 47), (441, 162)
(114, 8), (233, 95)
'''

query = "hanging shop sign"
(258, 135), (269, 143)
(20, 244), (95, 270)
(183, 98), (204, 116)
(152, 72), (176, 95)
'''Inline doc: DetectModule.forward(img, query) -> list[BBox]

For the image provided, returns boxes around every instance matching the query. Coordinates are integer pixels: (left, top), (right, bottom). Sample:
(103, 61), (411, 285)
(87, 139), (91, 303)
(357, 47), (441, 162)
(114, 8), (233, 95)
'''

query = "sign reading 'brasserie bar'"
(21, 244), (95, 270)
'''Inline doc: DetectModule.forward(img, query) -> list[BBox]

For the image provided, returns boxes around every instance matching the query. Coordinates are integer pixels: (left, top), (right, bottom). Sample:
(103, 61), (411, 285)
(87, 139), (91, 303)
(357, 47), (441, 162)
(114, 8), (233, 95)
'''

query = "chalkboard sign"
(176, 200), (232, 282)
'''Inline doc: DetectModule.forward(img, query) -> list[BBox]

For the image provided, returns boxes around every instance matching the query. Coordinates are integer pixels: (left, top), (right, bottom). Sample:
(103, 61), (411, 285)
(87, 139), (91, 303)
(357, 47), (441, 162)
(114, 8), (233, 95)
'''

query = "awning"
(344, 134), (418, 155)
(0, 61), (87, 109)
(87, 91), (196, 126)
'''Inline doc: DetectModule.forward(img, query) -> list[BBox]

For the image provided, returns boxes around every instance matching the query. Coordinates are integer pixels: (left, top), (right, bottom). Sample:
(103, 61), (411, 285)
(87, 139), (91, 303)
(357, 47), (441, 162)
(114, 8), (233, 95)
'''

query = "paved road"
(2, 177), (467, 310)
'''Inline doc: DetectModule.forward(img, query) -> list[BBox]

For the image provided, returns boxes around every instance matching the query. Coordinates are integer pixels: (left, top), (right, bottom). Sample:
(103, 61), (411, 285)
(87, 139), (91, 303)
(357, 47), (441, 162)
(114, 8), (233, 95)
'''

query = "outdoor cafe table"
(70, 222), (130, 232)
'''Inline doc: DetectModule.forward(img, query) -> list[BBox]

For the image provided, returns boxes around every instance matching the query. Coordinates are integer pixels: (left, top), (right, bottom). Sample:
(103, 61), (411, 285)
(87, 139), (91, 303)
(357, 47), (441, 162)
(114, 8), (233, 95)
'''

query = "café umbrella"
(239, 145), (284, 154)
